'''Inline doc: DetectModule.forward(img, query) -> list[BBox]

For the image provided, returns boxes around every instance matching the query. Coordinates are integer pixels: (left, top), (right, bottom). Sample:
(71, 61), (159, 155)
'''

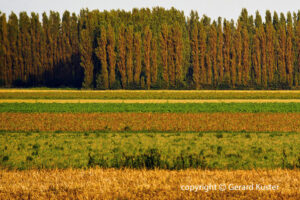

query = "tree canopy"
(0, 8), (299, 89)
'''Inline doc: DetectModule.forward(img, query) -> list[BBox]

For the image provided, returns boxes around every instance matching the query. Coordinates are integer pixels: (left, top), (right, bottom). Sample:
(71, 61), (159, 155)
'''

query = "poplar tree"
(168, 25), (175, 87)
(173, 22), (183, 86)
(143, 25), (152, 89)
(217, 18), (224, 85)
(198, 21), (206, 85)
(253, 11), (263, 86)
(252, 31), (261, 86)
(118, 24), (126, 88)
(0, 13), (10, 86)
(0, 13), (3, 86)
(286, 12), (294, 87)
(296, 13), (300, 86)
(70, 13), (80, 87)
(191, 23), (200, 89)
(230, 26), (237, 87)
(8, 13), (19, 83)
(265, 11), (275, 84)
(61, 11), (72, 86)
(30, 13), (42, 85)
(223, 20), (231, 85)
(133, 32), (142, 86)
(260, 25), (267, 88)
(42, 13), (52, 84)
(49, 11), (61, 85)
(235, 21), (243, 86)
(95, 26), (108, 89)
(19, 12), (32, 84)
(151, 37), (158, 85)
(107, 24), (116, 87)
(241, 26), (250, 86)
(209, 24), (218, 86)
(79, 29), (93, 88)
(278, 13), (287, 84)
(160, 24), (169, 87)
(253, 11), (267, 88)
(125, 25), (134, 86)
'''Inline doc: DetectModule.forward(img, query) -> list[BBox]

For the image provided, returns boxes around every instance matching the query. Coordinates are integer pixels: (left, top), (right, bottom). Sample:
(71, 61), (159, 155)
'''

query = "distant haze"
(1, 0), (299, 20)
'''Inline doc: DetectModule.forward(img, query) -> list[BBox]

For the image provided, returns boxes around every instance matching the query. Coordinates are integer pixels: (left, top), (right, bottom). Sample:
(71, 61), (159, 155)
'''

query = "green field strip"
(0, 132), (299, 170)
(1, 103), (300, 113)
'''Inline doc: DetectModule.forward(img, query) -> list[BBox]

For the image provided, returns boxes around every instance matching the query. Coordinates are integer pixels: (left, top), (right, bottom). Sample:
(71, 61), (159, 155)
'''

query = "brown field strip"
(0, 169), (299, 199)
(1, 113), (300, 132)
(2, 99), (300, 103)
(1, 89), (300, 93)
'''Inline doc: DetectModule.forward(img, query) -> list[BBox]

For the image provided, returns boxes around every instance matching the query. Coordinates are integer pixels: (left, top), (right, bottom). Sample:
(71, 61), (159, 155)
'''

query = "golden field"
(1, 112), (300, 132)
(0, 169), (299, 200)
(1, 89), (300, 100)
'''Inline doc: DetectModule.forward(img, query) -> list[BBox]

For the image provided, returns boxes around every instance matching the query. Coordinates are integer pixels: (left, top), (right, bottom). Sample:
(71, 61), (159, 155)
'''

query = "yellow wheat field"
(0, 169), (299, 200)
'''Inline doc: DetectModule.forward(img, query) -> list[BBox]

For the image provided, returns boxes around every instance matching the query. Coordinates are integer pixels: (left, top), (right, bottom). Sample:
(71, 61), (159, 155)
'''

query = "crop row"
(1, 103), (300, 113)
(1, 90), (300, 99)
(1, 113), (300, 133)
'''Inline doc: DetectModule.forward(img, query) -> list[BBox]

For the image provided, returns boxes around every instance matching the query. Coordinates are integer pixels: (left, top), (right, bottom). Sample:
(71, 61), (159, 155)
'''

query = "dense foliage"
(0, 8), (299, 89)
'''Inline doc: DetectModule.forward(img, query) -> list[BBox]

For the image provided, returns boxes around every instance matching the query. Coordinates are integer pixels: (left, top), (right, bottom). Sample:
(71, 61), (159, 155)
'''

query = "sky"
(1, 0), (299, 21)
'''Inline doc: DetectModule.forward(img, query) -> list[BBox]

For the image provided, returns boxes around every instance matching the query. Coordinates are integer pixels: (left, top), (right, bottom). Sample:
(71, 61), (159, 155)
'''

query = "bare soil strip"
(0, 169), (298, 200)
(1, 113), (300, 132)
(1, 99), (300, 103)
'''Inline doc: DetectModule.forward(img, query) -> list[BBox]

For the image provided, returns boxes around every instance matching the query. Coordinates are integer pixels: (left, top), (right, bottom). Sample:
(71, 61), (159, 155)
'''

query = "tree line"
(0, 8), (299, 89)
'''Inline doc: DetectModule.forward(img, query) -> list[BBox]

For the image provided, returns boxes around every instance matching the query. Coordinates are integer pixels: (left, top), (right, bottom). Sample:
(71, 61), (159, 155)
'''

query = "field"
(1, 112), (300, 133)
(1, 89), (300, 99)
(0, 90), (300, 199)
(0, 132), (299, 170)
(2, 102), (300, 112)
(1, 169), (299, 199)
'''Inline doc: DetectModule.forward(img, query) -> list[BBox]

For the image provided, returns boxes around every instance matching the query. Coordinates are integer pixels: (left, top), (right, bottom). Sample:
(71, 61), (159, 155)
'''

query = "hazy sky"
(1, 0), (299, 20)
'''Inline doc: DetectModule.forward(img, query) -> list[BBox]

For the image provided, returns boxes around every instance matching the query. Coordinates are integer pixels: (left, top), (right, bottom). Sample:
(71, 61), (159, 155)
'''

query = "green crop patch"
(1, 103), (300, 113)
(0, 132), (299, 170)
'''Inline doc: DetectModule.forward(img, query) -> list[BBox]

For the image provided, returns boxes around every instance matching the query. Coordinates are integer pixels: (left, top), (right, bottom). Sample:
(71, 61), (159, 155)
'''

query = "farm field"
(1, 2), (300, 198)
(0, 132), (299, 170)
(1, 112), (300, 132)
(0, 89), (299, 199)
(1, 89), (300, 99)
(2, 99), (300, 103)
(2, 102), (300, 112)
(0, 169), (299, 200)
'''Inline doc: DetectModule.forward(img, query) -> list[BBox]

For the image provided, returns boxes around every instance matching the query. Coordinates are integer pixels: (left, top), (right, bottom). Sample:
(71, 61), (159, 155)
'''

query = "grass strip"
(1, 103), (300, 113)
